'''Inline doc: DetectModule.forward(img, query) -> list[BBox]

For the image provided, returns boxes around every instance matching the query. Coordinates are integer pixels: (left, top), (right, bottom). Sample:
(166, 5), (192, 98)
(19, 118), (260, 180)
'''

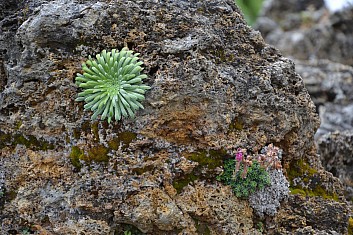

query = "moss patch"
(0, 188), (18, 212)
(69, 145), (109, 170)
(131, 164), (155, 175)
(287, 158), (317, 181)
(0, 130), (54, 151)
(86, 145), (109, 162)
(173, 173), (199, 194)
(172, 149), (227, 193)
(108, 132), (137, 150)
(348, 217), (353, 235)
(210, 48), (235, 63)
(186, 149), (226, 170)
(288, 159), (339, 201)
(229, 117), (244, 131)
(69, 146), (85, 169)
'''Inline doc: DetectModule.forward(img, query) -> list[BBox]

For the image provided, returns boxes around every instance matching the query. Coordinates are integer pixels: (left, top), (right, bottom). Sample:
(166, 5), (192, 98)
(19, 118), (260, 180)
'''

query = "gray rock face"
(249, 169), (289, 218)
(258, 0), (353, 211)
(295, 60), (353, 139)
(0, 0), (348, 234)
(318, 131), (353, 200)
(257, 3), (353, 66)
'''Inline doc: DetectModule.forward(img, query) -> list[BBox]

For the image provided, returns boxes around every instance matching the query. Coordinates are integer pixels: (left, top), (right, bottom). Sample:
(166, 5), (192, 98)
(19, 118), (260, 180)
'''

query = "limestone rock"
(318, 131), (353, 201)
(0, 0), (348, 234)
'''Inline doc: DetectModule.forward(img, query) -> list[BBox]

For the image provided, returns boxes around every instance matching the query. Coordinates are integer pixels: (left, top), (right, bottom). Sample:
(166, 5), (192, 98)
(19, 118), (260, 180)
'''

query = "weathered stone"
(249, 169), (289, 218)
(0, 0), (348, 234)
(318, 131), (353, 201)
(272, 194), (349, 234)
(294, 59), (353, 139)
(257, 2), (353, 66)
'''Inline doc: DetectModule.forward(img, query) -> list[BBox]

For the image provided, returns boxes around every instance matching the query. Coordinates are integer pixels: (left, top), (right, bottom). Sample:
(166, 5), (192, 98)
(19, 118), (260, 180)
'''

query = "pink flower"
(235, 148), (243, 161)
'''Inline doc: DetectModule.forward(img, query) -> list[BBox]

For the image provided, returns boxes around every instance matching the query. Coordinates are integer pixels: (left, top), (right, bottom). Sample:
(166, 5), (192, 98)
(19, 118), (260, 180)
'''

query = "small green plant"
(257, 221), (264, 233)
(124, 231), (132, 235)
(235, 0), (264, 25)
(217, 144), (282, 198)
(21, 228), (30, 235)
(75, 48), (150, 123)
(217, 159), (270, 198)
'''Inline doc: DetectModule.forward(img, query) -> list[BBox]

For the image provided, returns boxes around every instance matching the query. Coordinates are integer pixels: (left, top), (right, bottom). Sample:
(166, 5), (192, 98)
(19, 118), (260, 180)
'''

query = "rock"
(317, 131), (353, 201)
(257, 0), (353, 213)
(0, 0), (349, 234)
(294, 59), (353, 139)
(257, 2), (353, 66)
(273, 195), (349, 234)
(249, 169), (289, 218)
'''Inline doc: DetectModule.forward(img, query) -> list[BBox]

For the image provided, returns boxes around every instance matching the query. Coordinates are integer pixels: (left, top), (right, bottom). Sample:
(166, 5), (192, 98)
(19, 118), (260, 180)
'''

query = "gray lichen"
(249, 169), (289, 218)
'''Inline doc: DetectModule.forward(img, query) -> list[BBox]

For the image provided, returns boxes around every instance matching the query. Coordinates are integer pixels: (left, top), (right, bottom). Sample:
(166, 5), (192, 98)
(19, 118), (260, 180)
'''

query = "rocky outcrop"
(318, 131), (353, 201)
(257, 1), (353, 232)
(257, 1), (353, 66)
(0, 0), (349, 234)
(294, 59), (353, 139)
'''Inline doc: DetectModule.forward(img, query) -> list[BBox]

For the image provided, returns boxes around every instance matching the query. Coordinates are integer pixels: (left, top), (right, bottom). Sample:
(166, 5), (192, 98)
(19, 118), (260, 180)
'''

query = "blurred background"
(236, 0), (353, 202)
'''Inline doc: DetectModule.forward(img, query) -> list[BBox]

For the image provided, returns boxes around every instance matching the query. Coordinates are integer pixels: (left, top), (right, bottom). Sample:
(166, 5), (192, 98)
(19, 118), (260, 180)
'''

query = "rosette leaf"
(75, 48), (150, 123)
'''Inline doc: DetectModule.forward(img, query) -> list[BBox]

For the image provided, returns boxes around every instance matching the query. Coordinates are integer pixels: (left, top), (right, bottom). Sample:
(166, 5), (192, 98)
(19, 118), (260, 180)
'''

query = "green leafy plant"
(217, 159), (270, 198)
(235, 0), (264, 25)
(217, 145), (283, 198)
(75, 48), (150, 123)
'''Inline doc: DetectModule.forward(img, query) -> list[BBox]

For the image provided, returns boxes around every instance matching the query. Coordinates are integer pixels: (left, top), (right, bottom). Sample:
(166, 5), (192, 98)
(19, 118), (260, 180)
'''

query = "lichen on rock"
(0, 0), (349, 234)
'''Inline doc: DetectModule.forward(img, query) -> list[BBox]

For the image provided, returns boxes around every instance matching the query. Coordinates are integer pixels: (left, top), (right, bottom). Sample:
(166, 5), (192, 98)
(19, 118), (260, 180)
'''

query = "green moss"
(0, 132), (11, 149)
(173, 173), (199, 194)
(69, 146), (84, 169)
(172, 149), (227, 193)
(288, 159), (339, 201)
(193, 217), (211, 235)
(108, 132), (137, 150)
(186, 149), (226, 169)
(210, 49), (235, 63)
(348, 217), (353, 235)
(69, 145), (109, 169)
(289, 185), (339, 201)
(0, 130), (54, 151)
(15, 120), (23, 130)
(86, 145), (109, 163)
(131, 165), (155, 175)
(287, 158), (317, 182)
(289, 188), (306, 196)
(229, 117), (244, 131)
(91, 122), (100, 141)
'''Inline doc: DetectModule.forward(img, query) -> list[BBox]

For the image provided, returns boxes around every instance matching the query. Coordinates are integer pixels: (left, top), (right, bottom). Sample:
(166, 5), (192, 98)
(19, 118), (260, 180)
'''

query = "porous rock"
(295, 59), (353, 139)
(249, 169), (289, 218)
(0, 0), (349, 234)
(257, 2), (353, 66)
(318, 131), (353, 201)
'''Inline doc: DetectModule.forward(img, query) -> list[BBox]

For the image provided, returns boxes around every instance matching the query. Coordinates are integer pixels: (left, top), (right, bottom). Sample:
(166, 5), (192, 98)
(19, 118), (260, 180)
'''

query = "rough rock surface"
(257, 1), (353, 66)
(295, 59), (353, 139)
(0, 0), (349, 234)
(249, 169), (289, 218)
(318, 131), (353, 201)
(257, 0), (353, 217)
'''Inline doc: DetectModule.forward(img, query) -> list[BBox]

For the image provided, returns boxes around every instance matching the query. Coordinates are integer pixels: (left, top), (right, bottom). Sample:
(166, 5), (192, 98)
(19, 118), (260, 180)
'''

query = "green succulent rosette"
(75, 48), (150, 123)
